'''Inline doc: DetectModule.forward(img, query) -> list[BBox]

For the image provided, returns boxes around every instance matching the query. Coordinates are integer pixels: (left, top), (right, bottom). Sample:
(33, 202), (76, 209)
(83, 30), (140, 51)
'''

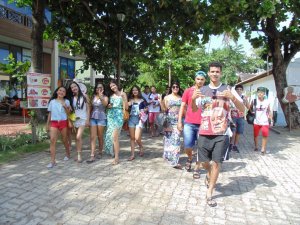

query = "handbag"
(123, 110), (129, 122)
(246, 99), (257, 125)
(246, 111), (255, 125)
(67, 112), (76, 132)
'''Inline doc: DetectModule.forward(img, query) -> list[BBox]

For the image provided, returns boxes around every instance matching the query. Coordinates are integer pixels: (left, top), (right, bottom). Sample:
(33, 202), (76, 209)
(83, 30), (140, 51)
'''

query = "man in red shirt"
(177, 71), (206, 175)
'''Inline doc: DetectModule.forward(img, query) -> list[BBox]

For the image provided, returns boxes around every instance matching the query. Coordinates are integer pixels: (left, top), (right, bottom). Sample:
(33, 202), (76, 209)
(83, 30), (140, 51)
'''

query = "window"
(59, 57), (75, 80)
(0, 42), (9, 64)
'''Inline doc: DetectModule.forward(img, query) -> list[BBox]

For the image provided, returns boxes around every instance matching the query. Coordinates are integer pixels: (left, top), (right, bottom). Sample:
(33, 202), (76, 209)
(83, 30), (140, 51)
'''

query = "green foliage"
(0, 53), (31, 84)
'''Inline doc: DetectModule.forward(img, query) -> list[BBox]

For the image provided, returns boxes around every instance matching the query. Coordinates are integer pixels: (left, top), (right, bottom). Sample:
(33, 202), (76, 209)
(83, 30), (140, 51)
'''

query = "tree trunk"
(271, 42), (300, 129)
(31, 0), (46, 143)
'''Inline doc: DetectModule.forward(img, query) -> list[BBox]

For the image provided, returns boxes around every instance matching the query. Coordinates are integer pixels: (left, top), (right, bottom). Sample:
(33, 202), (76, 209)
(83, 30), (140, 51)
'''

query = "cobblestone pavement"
(0, 125), (300, 225)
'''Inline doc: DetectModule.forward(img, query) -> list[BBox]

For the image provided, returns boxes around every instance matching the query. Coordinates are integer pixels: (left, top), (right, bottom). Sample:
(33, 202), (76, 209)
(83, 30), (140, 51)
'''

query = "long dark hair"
(48, 86), (67, 104)
(93, 82), (106, 98)
(108, 80), (121, 97)
(128, 85), (142, 100)
(169, 80), (182, 96)
(67, 81), (87, 111)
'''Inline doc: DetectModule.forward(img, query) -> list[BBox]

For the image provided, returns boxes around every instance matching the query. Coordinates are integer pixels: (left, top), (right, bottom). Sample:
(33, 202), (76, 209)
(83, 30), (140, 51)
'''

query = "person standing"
(148, 86), (160, 137)
(67, 81), (90, 163)
(105, 80), (128, 165)
(192, 62), (245, 207)
(127, 85), (147, 161)
(177, 71), (206, 177)
(251, 87), (273, 155)
(87, 83), (108, 163)
(142, 85), (150, 131)
(46, 86), (71, 168)
(229, 84), (250, 153)
(160, 81), (182, 169)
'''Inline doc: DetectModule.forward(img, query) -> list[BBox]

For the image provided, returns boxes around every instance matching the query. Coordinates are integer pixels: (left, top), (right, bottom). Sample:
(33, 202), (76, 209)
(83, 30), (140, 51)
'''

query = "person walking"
(177, 71), (206, 177)
(229, 84), (250, 153)
(87, 83), (108, 163)
(104, 80), (128, 165)
(67, 81), (90, 163)
(46, 86), (71, 168)
(192, 62), (245, 207)
(160, 81), (182, 169)
(127, 85), (147, 161)
(251, 87), (273, 155)
(148, 86), (160, 137)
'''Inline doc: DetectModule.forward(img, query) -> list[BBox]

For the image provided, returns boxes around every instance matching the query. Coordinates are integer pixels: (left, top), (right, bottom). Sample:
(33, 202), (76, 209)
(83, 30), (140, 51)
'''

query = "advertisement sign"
(27, 72), (51, 108)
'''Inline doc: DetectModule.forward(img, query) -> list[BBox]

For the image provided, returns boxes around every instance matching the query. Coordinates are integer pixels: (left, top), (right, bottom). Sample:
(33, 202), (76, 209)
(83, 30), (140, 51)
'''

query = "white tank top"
(73, 96), (87, 120)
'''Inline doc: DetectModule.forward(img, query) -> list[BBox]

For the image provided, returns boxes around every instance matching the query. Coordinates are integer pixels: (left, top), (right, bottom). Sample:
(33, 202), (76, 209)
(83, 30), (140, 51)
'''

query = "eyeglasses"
(172, 86), (179, 89)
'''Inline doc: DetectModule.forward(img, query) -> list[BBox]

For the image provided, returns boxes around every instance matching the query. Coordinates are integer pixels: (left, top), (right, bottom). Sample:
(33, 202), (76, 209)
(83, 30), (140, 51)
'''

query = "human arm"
(221, 89), (245, 112)
(177, 102), (186, 131)
(121, 92), (128, 110)
(192, 88), (203, 112)
(46, 112), (51, 131)
(85, 95), (90, 127)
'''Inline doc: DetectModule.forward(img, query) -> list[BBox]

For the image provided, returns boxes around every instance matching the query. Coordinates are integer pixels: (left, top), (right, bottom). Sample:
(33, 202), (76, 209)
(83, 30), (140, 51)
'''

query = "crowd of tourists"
(46, 61), (274, 207)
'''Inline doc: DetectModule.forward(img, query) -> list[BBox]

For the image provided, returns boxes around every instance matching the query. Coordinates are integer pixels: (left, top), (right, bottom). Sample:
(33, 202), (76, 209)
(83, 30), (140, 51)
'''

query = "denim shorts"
(90, 118), (107, 127)
(183, 122), (200, 148)
(128, 115), (143, 128)
(74, 119), (86, 128)
(231, 117), (245, 134)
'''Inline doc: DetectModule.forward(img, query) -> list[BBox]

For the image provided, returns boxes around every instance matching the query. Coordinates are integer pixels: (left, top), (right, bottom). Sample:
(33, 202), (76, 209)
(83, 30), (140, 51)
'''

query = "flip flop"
(193, 170), (201, 179)
(127, 156), (135, 161)
(112, 160), (119, 165)
(206, 196), (217, 207)
(185, 159), (193, 171)
(86, 157), (95, 164)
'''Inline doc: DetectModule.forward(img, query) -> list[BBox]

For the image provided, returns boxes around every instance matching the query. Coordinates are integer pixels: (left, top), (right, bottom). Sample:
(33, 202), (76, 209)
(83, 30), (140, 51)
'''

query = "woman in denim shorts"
(87, 83), (108, 163)
(127, 85), (148, 161)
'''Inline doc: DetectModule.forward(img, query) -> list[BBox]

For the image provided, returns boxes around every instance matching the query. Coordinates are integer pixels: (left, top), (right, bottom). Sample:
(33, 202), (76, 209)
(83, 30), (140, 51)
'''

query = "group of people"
(0, 84), (20, 115)
(46, 61), (274, 207)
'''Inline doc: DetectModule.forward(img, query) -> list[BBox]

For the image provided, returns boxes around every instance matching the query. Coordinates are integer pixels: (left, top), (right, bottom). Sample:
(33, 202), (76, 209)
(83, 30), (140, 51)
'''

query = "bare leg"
(261, 136), (268, 153)
(254, 136), (259, 150)
(75, 126), (85, 161)
(129, 127), (136, 158)
(135, 127), (143, 156)
(234, 133), (240, 146)
(112, 129), (120, 164)
(97, 126), (105, 155)
(90, 125), (97, 158)
(49, 127), (59, 163)
(61, 127), (70, 158)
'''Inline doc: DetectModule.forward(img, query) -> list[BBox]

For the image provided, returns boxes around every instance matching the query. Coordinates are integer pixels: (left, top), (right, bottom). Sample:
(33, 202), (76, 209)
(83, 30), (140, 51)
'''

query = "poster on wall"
(27, 72), (51, 108)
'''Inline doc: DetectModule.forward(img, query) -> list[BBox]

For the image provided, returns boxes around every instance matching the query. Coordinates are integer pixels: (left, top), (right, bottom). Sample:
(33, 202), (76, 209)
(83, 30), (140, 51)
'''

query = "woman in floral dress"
(160, 81), (182, 169)
(104, 80), (128, 165)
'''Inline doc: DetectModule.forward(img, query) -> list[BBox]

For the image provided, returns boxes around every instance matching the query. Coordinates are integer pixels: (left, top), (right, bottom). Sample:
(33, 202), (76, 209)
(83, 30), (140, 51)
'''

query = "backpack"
(246, 99), (257, 125)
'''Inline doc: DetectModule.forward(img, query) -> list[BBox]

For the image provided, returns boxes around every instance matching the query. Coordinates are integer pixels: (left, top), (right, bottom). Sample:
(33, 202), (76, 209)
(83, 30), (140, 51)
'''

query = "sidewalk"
(0, 124), (300, 225)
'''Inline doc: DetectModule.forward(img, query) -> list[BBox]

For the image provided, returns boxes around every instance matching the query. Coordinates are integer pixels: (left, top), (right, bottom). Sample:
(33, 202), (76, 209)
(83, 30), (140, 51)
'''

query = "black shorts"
(197, 135), (229, 163)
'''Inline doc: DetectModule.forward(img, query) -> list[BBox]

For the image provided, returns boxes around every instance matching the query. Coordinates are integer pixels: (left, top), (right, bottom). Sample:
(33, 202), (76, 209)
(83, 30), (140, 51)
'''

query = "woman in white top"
(67, 81), (90, 163)
(46, 86), (71, 168)
(250, 87), (273, 155)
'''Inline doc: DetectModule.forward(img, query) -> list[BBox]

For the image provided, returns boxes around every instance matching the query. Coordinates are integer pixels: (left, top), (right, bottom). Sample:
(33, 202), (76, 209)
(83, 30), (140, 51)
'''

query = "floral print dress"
(163, 97), (182, 166)
(104, 96), (124, 156)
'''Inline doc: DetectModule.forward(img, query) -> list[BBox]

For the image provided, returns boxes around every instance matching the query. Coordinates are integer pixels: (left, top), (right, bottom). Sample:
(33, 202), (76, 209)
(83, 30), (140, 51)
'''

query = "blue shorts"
(90, 118), (107, 126)
(183, 122), (200, 148)
(128, 115), (143, 128)
(231, 117), (245, 134)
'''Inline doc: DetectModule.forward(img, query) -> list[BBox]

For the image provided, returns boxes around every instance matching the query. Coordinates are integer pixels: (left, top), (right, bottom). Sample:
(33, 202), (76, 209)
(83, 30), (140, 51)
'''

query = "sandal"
(127, 156), (135, 161)
(173, 164), (183, 170)
(193, 170), (201, 179)
(204, 175), (210, 189)
(112, 159), (119, 165)
(254, 148), (258, 151)
(185, 159), (193, 171)
(206, 196), (217, 207)
(139, 149), (144, 157)
(86, 156), (95, 164)
(96, 152), (102, 159)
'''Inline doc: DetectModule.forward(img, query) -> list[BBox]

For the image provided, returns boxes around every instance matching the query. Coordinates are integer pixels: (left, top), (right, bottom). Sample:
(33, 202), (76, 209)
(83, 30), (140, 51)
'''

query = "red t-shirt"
(182, 86), (201, 124)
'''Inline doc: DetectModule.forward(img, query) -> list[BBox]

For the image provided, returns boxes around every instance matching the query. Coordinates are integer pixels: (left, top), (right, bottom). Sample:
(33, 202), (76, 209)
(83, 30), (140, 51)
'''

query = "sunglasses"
(172, 85), (179, 89)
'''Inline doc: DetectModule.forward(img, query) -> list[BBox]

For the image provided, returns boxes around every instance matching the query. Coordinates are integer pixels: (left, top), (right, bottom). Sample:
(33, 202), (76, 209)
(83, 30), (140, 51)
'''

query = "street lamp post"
(168, 59), (171, 87)
(116, 13), (125, 87)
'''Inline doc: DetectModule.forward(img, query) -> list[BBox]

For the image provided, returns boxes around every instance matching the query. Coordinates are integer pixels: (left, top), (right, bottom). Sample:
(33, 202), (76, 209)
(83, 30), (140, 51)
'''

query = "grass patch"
(0, 141), (49, 165)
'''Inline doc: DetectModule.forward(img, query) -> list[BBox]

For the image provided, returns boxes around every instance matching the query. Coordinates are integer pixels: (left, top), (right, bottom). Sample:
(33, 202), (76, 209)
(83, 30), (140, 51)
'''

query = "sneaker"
(232, 146), (240, 153)
(47, 162), (56, 168)
(63, 156), (69, 161)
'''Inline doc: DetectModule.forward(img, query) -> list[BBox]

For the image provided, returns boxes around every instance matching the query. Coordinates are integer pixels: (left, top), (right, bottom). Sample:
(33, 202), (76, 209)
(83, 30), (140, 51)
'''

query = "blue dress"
(104, 96), (124, 156)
